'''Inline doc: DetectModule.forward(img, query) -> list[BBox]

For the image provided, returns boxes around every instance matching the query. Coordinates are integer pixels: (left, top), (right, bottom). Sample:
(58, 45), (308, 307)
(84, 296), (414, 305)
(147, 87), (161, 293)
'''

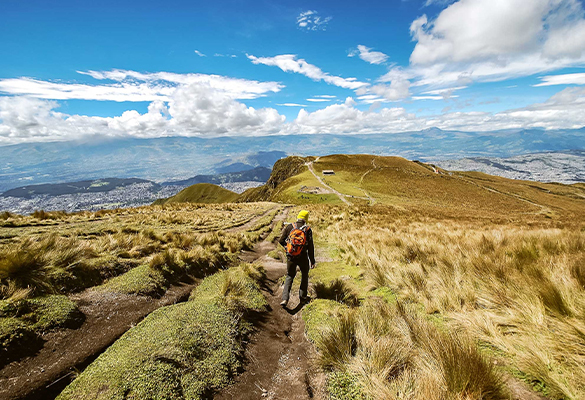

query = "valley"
(0, 154), (584, 400)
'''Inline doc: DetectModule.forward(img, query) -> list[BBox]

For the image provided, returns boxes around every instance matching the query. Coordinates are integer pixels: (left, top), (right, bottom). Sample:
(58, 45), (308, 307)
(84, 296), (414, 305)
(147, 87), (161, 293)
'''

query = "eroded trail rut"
(215, 212), (325, 400)
(0, 207), (283, 400)
(0, 283), (197, 400)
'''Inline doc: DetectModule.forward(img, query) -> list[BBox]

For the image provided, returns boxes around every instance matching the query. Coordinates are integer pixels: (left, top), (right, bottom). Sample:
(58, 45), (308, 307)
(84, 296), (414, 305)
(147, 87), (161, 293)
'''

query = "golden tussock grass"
(312, 300), (507, 400)
(0, 202), (277, 300)
(307, 204), (585, 399)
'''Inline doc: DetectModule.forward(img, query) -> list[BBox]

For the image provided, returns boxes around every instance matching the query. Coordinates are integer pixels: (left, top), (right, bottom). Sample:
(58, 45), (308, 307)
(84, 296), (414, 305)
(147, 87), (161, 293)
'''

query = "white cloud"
(412, 95), (447, 100)
(357, 95), (386, 104)
(0, 77), (173, 102)
(0, 70), (284, 102)
(406, 0), (585, 88)
(2, 86), (585, 144)
(306, 98), (331, 102)
(349, 45), (389, 65)
(214, 53), (238, 58)
(296, 10), (332, 31)
(276, 103), (307, 107)
(194, 50), (206, 57)
(247, 54), (368, 90)
(422, 86), (467, 95)
(534, 72), (585, 86)
(360, 68), (411, 101)
(0, 83), (286, 144)
(313, 95), (337, 98)
(287, 86), (585, 134)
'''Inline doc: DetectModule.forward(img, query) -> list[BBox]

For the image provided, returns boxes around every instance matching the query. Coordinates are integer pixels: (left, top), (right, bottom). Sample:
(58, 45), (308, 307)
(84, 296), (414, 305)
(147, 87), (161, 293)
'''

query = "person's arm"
(307, 229), (316, 267)
(278, 224), (291, 248)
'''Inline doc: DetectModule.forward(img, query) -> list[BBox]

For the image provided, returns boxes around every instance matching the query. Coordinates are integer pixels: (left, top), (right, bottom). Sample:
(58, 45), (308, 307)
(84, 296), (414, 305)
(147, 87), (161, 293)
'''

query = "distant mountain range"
(0, 128), (583, 192)
(0, 168), (272, 214)
(1, 178), (156, 199)
(162, 167), (272, 187)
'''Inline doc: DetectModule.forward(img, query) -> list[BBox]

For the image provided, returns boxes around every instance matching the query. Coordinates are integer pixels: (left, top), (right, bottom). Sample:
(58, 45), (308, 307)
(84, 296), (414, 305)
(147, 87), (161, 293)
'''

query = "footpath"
(215, 210), (326, 400)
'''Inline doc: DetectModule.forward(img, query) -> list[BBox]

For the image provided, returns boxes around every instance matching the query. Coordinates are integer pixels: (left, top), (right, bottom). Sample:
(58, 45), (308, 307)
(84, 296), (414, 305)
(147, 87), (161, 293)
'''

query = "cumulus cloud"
(407, 0), (585, 87)
(247, 54), (368, 90)
(296, 10), (332, 31)
(2, 85), (585, 144)
(0, 70), (283, 102)
(0, 82), (286, 144)
(349, 45), (389, 65)
(287, 87), (585, 134)
(359, 68), (412, 101)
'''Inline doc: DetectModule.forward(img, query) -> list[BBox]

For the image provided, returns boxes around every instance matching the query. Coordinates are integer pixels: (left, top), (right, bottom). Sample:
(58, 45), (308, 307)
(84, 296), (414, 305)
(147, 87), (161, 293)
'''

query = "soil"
(0, 281), (197, 400)
(215, 210), (326, 400)
(0, 205), (282, 400)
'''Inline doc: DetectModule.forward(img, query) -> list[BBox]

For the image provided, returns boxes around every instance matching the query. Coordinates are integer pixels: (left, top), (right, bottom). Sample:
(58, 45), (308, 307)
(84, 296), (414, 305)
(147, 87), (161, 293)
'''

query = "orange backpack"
(286, 224), (310, 257)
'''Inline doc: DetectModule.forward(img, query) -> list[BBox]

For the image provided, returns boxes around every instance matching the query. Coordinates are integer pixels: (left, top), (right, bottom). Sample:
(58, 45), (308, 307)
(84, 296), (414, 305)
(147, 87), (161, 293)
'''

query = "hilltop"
(154, 183), (239, 205)
(239, 154), (585, 222)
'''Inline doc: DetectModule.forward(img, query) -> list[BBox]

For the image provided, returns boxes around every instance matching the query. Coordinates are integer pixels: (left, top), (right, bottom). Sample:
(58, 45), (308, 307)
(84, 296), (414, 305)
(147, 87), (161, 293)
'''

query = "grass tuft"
(313, 278), (359, 307)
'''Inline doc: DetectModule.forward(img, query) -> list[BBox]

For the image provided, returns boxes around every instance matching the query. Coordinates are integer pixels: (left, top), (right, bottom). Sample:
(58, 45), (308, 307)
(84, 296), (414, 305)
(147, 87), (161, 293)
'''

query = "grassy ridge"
(154, 183), (239, 205)
(57, 263), (267, 400)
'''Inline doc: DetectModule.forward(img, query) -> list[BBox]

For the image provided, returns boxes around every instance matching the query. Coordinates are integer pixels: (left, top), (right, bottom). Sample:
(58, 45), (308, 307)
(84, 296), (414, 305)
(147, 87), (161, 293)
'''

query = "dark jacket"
(278, 219), (315, 265)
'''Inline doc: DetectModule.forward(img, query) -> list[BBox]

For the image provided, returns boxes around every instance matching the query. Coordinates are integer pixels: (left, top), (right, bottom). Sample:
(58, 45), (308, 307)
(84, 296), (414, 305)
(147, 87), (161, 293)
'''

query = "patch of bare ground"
(0, 281), (197, 400)
(0, 205), (281, 400)
(215, 211), (326, 400)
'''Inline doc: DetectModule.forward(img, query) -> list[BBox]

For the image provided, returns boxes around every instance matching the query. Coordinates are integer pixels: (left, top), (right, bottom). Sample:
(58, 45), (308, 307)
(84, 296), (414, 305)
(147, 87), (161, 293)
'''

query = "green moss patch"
(0, 317), (36, 352)
(57, 264), (267, 400)
(365, 287), (397, 304)
(327, 371), (369, 400)
(302, 299), (348, 343)
(310, 261), (363, 283)
(24, 295), (83, 331)
(0, 295), (81, 363)
(94, 264), (168, 296)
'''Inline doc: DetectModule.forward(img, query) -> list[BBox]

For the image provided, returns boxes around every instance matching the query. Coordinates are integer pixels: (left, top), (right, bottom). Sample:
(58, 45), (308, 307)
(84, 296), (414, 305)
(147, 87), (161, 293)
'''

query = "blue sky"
(1, 0), (585, 144)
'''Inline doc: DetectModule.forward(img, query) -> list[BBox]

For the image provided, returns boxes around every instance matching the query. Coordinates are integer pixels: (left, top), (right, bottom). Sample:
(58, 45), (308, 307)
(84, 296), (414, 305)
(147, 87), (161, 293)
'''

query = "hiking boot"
(280, 299), (288, 308)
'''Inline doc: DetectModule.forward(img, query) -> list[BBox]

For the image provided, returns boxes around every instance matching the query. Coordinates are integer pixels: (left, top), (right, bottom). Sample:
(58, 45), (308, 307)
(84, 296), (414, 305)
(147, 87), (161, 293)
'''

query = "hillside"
(1, 178), (157, 199)
(247, 154), (585, 222)
(154, 183), (239, 205)
(162, 166), (272, 187)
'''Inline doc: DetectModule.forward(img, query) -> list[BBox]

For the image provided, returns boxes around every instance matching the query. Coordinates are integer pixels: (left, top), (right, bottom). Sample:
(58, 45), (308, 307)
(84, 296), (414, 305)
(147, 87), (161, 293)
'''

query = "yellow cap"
(297, 210), (309, 221)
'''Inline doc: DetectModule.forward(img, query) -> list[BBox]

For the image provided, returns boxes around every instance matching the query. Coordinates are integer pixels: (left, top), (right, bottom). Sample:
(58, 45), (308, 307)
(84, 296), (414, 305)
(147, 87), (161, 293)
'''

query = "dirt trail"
(0, 282), (197, 400)
(306, 162), (350, 206)
(215, 211), (326, 400)
(0, 205), (282, 400)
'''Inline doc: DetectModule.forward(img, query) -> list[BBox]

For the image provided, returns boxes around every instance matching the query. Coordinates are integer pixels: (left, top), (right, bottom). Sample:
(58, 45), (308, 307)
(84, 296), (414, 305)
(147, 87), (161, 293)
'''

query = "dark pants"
(282, 255), (309, 301)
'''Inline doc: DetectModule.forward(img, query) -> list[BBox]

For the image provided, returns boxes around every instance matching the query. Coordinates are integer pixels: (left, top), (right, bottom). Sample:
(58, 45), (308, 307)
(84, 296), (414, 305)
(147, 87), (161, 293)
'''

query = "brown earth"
(215, 212), (326, 400)
(0, 281), (197, 400)
(0, 207), (280, 400)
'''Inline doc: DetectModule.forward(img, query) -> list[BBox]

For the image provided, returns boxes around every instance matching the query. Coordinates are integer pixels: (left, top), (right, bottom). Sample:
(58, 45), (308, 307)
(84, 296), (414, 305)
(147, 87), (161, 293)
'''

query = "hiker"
(279, 210), (316, 307)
